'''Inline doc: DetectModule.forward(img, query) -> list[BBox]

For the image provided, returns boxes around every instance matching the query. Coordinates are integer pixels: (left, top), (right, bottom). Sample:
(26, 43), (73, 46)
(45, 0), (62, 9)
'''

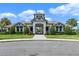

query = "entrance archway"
(35, 24), (43, 34)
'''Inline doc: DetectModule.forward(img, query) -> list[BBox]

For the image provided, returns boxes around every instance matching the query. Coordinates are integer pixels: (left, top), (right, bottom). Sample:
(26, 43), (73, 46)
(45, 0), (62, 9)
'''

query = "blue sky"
(0, 3), (79, 24)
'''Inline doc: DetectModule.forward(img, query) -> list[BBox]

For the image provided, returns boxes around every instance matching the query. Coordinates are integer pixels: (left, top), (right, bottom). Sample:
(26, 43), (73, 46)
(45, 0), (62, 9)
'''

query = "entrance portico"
(27, 12), (64, 35)
(33, 22), (46, 34)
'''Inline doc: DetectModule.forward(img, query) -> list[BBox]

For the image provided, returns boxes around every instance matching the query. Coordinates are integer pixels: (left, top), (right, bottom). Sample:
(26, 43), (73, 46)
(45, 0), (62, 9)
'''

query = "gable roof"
(4, 25), (13, 28)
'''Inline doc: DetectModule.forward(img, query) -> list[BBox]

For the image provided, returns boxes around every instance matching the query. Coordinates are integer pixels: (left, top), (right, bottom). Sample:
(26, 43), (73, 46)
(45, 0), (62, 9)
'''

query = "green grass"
(45, 35), (79, 40)
(0, 34), (33, 39)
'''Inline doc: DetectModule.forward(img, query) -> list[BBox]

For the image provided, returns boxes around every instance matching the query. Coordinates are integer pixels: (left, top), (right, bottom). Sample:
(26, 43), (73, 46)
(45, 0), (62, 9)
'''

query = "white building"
(1, 12), (64, 34)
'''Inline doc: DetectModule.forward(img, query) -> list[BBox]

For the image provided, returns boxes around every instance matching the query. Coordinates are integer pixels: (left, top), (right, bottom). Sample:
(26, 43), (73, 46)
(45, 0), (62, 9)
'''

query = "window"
(56, 26), (63, 32)
(16, 26), (23, 32)
(60, 26), (62, 32)
(56, 26), (58, 32)
(20, 26), (23, 28)
(20, 28), (23, 32)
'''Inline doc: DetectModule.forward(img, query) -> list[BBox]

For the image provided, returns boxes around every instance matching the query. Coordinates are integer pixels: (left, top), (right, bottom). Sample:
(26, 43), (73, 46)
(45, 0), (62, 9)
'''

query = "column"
(33, 22), (35, 34)
(15, 27), (17, 32)
(62, 26), (63, 32)
(23, 27), (24, 32)
(43, 22), (46, 34)
(58, 26), (60, 32)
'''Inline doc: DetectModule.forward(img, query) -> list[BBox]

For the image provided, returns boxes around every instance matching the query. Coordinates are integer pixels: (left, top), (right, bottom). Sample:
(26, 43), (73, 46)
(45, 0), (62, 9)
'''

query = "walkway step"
(32, 35), (47, 40)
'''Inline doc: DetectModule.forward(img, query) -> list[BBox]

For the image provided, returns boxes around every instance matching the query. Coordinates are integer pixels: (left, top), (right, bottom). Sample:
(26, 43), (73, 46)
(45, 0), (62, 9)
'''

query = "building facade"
(0, 12), (64, 34)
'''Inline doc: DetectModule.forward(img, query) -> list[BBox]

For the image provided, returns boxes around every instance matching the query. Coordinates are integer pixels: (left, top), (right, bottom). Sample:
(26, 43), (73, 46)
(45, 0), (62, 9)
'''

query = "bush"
(50, 26), (56, 35)
(64, 26), (76, 35)
(45, 32), (50, 35)
(23, 26), (29, 34)
(8, 26), (15, 34)
(28, 32), (34, 35)
(0, 32), (7, 35)
(56, 32), (64, 35)
(15, 32), (23, 34)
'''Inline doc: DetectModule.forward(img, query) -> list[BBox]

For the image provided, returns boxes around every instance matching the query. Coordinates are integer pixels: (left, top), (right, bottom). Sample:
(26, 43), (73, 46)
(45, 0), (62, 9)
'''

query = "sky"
(0, 3), (79, 24)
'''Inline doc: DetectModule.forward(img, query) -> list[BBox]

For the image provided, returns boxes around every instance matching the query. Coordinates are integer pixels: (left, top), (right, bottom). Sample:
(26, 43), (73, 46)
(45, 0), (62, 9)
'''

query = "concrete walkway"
(32, 35), (47, 40)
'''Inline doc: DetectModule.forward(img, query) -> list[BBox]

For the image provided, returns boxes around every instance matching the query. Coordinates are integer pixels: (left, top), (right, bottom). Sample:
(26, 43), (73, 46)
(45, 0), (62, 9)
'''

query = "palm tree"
(0, 17), (11, 26)
(66, 18), (77, 27)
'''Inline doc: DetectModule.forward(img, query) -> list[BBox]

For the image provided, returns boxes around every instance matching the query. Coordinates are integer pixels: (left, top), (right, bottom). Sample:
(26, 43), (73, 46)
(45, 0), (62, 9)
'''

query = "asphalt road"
(0, 40), (79, 56)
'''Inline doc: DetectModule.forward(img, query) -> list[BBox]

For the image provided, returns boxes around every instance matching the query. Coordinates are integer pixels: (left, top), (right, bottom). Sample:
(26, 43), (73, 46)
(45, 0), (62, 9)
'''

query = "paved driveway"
(0, 40), (79, 56)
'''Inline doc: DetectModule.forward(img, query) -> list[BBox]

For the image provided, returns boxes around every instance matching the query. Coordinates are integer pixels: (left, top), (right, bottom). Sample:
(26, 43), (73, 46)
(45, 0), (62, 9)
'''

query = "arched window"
(16, 24), (24, 32)
(56, 26), (63, 32)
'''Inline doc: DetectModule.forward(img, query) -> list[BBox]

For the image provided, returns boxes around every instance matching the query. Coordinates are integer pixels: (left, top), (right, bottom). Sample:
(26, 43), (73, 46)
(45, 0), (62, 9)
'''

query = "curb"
(46, 38), (79, 41)
(0, 39), (32, 43)
(0, 38), (79, 43)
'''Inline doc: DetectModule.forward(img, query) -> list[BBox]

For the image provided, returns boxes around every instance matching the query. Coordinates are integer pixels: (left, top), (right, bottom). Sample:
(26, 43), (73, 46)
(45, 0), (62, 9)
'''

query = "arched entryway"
(35, 24), (43, 34)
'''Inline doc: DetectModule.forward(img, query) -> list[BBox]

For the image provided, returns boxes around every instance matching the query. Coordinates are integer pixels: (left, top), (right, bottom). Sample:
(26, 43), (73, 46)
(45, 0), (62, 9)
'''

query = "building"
(0, 12), (64, 34)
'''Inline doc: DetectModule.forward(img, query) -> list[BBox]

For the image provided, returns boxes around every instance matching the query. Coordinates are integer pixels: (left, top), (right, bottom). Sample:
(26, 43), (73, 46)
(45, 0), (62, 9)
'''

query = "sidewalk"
(32, 35), (47, 40)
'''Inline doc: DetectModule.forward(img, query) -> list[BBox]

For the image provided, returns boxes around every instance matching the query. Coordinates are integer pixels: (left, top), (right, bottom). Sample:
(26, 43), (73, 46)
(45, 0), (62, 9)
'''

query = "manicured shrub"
(64, 26), (76, 35)
(23, 26), (29, 34)
(15, 32), (23, 34)
(50, 26), (56, 35)
(45, 32), (49, 35)
(9, 26), (15, 34)
(56, 32), (64, 35)
(28, 31), (34, 35)
(0, 32), (6, 35)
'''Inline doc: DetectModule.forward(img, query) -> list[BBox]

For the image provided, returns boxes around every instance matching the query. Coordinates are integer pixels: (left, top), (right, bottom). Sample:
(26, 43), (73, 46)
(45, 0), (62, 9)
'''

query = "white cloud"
(0, 13), (16, 18)
(77, 21), (79, 23)
(18, 9), (36, 21)
(37, 10), (45, 14)
(18, 9), (45, 21)
(18, 9), (36, 17)
(46, 17), (52, 21)
(49, 3), (79, 16)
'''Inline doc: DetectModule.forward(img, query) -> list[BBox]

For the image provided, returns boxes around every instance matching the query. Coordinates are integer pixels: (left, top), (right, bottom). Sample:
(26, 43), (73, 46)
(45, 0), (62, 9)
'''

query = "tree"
(1, 17), (11, 26)
(66, 18), (77, 27)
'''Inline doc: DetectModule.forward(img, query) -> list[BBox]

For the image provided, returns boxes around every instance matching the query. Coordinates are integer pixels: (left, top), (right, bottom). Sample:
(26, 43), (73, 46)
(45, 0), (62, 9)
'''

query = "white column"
(62, 26), (63, 32)
(43, 22), (46, 34)
(23, 27), (24, 32)
(19, 27), (20, 32)
(15, 27), (17, 32)
(33, 22), (35, 34)
(58, 26), (60, 32)
(7, 28), (8, 32)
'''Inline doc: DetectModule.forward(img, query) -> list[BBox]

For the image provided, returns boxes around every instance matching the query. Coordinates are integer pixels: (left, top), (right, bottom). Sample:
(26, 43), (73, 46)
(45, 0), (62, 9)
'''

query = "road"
(0, 40), (79, 56)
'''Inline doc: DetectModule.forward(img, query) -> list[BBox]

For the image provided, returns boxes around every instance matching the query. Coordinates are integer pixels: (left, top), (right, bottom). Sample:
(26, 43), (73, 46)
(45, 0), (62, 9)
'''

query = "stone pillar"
(6, 28), (8, 32)
(43, 22), (46, 34)
(33, 22), (35, 34)
(62, 26), (63, 32)
(23, 27), (24, 32)
(48, 25), (51, 33)
(15, 27), (17, 32)
(58, 26), (60, 32)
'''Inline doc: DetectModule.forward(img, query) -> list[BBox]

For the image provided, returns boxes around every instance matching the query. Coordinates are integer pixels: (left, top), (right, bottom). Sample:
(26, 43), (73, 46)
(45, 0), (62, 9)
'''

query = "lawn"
(0, 34), (33, 39)
(45, 35), (79, 40)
